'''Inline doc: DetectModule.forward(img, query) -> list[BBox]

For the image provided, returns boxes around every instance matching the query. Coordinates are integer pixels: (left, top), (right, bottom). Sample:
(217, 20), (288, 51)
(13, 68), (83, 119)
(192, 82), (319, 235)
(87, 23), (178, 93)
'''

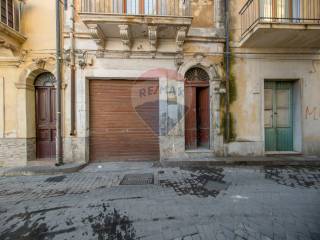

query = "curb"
(0, 162), (88, 177)
(160, 157), (320, 168)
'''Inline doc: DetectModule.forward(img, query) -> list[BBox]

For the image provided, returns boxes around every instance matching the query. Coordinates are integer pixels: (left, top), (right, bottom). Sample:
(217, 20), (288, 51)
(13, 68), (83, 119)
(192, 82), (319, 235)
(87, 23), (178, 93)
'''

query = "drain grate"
(120, 173), (154, 185)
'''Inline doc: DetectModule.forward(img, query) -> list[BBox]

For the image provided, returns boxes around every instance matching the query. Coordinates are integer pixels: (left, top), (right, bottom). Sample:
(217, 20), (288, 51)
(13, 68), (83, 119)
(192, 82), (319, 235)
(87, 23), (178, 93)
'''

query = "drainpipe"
(224, 0), (230, 143)
(56, 0), (63, 166)
(70, 0), (76, 136)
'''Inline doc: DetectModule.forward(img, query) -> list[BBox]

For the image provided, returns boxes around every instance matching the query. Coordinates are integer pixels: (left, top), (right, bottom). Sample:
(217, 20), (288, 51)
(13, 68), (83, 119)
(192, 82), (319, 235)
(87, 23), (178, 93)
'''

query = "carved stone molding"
(119, 24), (132, 51)
(174, 53), (184, 67)
(0, 57), (21, 67)
(176, 26), (188, 52)
(87, 23), (105, 50)
(15, 83), (34, 91)
(178, 56), (223, 83)
(211, 63), (224, 80)
(148, 26), (158, 51)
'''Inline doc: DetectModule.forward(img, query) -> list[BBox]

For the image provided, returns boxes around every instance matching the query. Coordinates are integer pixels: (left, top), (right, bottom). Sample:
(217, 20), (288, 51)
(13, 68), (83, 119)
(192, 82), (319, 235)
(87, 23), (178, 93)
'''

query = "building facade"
(0, 0), (319, 167)
(0, 0), (57, 167)
(63, 0), (226, 163)
(228, 0), (320, 156)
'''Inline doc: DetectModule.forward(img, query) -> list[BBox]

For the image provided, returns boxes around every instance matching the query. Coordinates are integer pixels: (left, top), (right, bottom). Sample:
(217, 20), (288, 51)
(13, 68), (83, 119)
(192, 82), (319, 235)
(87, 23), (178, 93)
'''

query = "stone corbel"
(119, 24), (132, 51)
(176, 26), (188, 52)
(148, 26), (158, 52)
(87, 23), (105, 55)
(0, 38), (17, 53)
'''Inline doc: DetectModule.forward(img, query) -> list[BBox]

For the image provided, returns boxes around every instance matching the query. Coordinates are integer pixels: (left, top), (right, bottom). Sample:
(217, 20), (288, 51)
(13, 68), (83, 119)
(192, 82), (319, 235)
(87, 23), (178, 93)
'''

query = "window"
(144, 0), (157, 15)
(259, 0), (316, 21)
(124, 0), (157, 15)
(1, 0), (14, 28)
(0, 0), (19, 31)
(185, 68), (210, 82)
(125, 0), (139, 14)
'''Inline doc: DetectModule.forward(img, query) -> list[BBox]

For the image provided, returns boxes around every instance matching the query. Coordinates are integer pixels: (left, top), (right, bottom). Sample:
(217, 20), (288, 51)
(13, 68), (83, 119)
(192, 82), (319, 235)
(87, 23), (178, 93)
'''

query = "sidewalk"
(0, 160), (87, 177)
(161, 155), (320, 168)
(0, 155), (319, 177)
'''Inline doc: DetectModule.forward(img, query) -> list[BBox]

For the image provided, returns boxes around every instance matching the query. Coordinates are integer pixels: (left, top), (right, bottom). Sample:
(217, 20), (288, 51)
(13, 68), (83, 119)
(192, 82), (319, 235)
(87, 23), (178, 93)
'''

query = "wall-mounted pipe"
(1, 77), (5, 138)
(55, 0), (63, 165)
(70, 0), (76, 136)
(224, 0), (230, 143)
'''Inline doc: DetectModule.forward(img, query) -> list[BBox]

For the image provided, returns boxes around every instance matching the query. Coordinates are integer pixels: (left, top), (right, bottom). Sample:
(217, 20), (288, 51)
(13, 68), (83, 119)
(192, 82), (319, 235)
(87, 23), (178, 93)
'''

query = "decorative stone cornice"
(15, 83), (34, 91)
(176, 26), (188, 52)
(32, 57), (55, 69)
(148, 26), (158, 51)
(0, 57), (22, 67)
(119, 24), (132, 51)
(87, 23), (105, 49)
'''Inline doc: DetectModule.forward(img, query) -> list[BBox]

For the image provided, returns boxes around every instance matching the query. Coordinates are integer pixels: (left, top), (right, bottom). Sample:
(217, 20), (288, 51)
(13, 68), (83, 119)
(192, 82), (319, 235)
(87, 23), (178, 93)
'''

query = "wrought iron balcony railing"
(0, 0), (22, 32)
(80, 0), (192, 17)
(240, 0), (320, 37)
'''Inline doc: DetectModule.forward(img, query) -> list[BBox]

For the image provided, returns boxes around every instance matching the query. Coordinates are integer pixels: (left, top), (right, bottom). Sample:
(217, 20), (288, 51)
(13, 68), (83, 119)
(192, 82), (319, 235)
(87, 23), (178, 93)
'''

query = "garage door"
(89, 79), (159, 162)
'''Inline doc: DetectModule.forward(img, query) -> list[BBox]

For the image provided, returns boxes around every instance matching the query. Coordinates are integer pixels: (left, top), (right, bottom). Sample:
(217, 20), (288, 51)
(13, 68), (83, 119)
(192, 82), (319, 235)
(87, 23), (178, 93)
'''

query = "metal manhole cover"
(120, 173), (154, 185)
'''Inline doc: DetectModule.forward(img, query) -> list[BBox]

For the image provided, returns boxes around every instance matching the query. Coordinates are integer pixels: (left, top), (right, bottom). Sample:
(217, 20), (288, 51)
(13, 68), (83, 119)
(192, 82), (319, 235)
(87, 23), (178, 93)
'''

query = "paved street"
(0, 162), (319, 240)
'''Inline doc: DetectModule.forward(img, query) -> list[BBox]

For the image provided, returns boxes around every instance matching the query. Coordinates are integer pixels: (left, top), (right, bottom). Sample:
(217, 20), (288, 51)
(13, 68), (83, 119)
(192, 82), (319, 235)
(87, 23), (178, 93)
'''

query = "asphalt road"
(0, 163), (319, 240)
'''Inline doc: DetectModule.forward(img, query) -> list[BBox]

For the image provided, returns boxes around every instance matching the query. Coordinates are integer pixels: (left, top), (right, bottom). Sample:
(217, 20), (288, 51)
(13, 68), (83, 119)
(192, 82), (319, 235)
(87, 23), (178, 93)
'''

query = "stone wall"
(0, 138), (36, 167)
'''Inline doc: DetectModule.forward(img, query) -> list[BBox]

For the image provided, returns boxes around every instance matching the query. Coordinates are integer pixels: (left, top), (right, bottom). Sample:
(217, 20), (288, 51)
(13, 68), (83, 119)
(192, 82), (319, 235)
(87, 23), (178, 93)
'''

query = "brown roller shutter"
(89, 79), (159, 162)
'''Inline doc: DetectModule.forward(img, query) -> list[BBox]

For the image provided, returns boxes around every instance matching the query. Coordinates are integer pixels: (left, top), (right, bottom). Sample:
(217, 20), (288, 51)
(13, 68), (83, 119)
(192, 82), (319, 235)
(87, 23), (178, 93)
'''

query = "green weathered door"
(264, 81), (293, 151)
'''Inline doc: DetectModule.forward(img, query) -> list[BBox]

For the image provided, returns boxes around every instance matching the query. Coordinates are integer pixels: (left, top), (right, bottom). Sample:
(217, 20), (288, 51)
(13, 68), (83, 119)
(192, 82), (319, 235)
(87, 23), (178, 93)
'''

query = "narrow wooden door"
(185, 86), (197, 150)
(265, 81), (293, 151)
(36, 87), (56, 159)
(197, 87), (210, 148)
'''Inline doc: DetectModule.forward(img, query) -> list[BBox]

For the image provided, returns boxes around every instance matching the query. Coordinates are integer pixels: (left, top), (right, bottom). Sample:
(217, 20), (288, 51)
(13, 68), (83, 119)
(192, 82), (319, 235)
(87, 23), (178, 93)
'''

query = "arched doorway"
(34, 72), (56, 160)
(185, 67), (210, 150)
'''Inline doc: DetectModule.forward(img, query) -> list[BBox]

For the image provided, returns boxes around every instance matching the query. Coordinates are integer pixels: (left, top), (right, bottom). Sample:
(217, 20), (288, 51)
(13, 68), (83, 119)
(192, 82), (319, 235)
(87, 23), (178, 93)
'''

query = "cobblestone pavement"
(0, 162), (319, 240)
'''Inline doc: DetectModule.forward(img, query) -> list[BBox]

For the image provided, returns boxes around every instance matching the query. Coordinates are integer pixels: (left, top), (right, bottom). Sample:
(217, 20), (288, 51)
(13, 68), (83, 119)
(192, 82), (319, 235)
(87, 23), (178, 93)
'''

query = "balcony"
(0, 0), (26, 44)
(239, 0), (320, 48)
(79, 0), (193, 52)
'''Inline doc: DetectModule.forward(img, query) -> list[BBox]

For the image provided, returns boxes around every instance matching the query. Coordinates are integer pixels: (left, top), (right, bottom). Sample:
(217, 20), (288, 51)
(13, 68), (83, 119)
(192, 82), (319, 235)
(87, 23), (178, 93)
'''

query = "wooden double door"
(264, 81), (293, 151)
(185, 86), (210, 150)
(35, 74), (56, 159)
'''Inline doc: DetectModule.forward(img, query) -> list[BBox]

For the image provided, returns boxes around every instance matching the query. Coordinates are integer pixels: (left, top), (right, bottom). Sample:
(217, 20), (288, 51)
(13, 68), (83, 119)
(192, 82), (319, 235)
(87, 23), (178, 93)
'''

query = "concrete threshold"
(160, 156), (320, 168)
(0, 162), (88, 177)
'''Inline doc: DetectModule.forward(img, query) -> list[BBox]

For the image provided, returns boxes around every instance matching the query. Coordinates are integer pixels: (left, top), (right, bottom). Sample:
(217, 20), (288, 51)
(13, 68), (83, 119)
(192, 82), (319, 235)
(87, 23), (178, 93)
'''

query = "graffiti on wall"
(305, 106), (320, 120)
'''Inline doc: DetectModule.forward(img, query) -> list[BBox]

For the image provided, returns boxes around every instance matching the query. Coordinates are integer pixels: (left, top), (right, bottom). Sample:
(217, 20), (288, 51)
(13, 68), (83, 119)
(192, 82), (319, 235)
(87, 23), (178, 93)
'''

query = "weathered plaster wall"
(191, 0), (214, 28)
(20, 0), (56, 50)
(229, 57), (320, 156)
